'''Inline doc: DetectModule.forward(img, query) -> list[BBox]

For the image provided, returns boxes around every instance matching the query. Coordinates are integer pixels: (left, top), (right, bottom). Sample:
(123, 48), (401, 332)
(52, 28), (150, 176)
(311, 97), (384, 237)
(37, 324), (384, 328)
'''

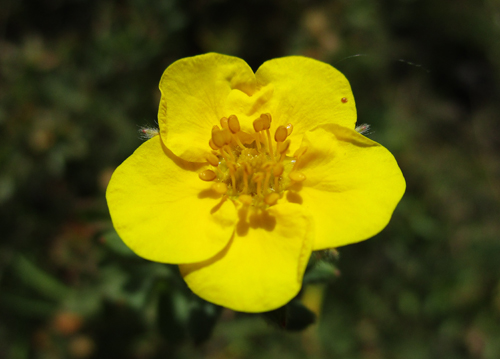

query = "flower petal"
(288, 124), (405, 250)
(159, 53), (257, 162)
(255, 56), (357, 153)
(159, 54), (356, 162)
(179, 203), (314, 312)
(106, 135), (237, 263)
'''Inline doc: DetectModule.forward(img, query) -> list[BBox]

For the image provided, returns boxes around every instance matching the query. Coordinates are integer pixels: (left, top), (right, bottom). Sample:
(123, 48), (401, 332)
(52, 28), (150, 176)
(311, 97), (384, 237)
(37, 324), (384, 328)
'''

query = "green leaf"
(303, 260), (340, 284)
(11, 255), (71, 301)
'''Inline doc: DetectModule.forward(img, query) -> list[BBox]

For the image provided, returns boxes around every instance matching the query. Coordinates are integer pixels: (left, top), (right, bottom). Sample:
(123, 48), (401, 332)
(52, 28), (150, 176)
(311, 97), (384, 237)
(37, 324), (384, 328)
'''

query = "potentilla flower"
(106, 53), (405, 312)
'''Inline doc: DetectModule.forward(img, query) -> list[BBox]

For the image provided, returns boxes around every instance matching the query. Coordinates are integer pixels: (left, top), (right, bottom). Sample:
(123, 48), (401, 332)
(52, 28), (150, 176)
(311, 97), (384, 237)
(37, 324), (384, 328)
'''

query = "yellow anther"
(264, 192), (280, 206)
(274, 126), (288, 142)
(209, 139), (219, 150)
(286, 123), (293, 136)
(289, 171), (306, 182)
(294, 146), (308, 158)
(206, 153), (219, 167)
(253, 118), (264, 132)
(228, 115), (240, 134)
(212, 125), (221, 133)
(212, 182), (228, 194)
(223, 129), (232, 144)
(199, 169), (217, 181)
(260, 113), (271, 130)
(212, 129), (231, 148)
(278, 139), (291, 154)
(239, 194), (253, 205)
(220, 117), (229, 129)
(273, 163), (284, 177)
(212, 130), (226, 148)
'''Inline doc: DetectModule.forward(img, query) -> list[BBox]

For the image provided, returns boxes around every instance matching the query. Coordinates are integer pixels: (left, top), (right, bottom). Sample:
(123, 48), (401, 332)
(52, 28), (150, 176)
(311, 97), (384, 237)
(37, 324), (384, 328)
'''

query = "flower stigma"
(199, 114), (307, 208)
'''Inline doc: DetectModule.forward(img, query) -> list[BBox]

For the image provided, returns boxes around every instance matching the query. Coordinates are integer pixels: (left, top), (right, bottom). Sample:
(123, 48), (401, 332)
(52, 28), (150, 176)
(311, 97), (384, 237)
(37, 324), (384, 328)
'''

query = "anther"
(212, 182), (228, 194)
(252, 172), (264, 197)
(212, 125), (220, 134)
(278, 139), (291, 154)
(239, 194), (253, 205)
(228, 115), (240, 134)
(209, 139), (219, 150)
(273, 163), (284, 177)
(294, 146), (308, 158)
(264, 193), (280, 206)
(253, 118), (264, 132)
(273, 163), (284, 191)
(220, 117), (229, 129)
(206, 154), (219, 167)
(212, 129), (231, 148)
(286, 123), (293, 136)
(260, 113), (271, 130)
(289, 171), (306, 182)
(199, 170), (217, 181)
(274, 126), (288, 142)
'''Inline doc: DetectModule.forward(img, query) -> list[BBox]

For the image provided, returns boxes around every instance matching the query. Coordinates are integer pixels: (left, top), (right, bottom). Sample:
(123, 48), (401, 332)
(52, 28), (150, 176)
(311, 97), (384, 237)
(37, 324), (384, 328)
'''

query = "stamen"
(252, 172), (264, 198)
(259, 114), (274, 159)
(273, 163), (284, 191)
(206, 154), (219, 167)
(242, 162), (252, 194)
(212, 182), (228, 194)
(212, 129), (228, 148)
(227, 115), (245, 149)
(274, 126), (288, 142)
(253, 118), (264, 132)
(230, 167), (237, 193)
(239, 194), (253, 205)
(253, 119), (264, 152)
(264, 193), (280, 206)
(227, 115), (240, 134)
(203, 115), (303, 206)
(199, 170), (217, 181)
(292, 146), (308, 171)
(274, 125), (288, 161)
(278, 139), (290, 162)
(209, 139), (219, 150)
(262, 162), (273, 195)
(294, 146), (308, 158)
(220, 117), (229, 129)
(289, 171), (306, 182)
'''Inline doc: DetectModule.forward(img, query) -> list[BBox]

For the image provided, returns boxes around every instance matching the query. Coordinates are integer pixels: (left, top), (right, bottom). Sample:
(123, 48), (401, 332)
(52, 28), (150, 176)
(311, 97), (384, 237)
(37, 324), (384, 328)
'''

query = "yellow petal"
(288, 124), (405, 250)
(106, 135), (237, 263)
(179, 203), (314, 312)
(159, 53), (257, 162)
(255, 56), (357, 154)
(159, 54), (356, 162)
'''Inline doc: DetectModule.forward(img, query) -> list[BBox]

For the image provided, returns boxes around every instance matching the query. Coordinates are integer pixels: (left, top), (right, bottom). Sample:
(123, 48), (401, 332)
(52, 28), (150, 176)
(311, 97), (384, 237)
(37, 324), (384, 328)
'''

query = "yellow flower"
(106, 53), (405, 313)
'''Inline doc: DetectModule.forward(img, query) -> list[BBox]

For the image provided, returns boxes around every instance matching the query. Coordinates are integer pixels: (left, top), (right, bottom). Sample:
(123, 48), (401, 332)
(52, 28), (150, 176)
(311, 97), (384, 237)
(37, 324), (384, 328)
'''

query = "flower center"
(198, 114), (307, 208)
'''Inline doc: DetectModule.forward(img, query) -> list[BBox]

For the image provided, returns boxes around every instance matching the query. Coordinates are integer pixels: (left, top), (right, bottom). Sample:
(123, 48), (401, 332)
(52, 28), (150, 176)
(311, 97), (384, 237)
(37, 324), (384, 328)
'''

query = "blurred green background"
(1, 0), (500, 358)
